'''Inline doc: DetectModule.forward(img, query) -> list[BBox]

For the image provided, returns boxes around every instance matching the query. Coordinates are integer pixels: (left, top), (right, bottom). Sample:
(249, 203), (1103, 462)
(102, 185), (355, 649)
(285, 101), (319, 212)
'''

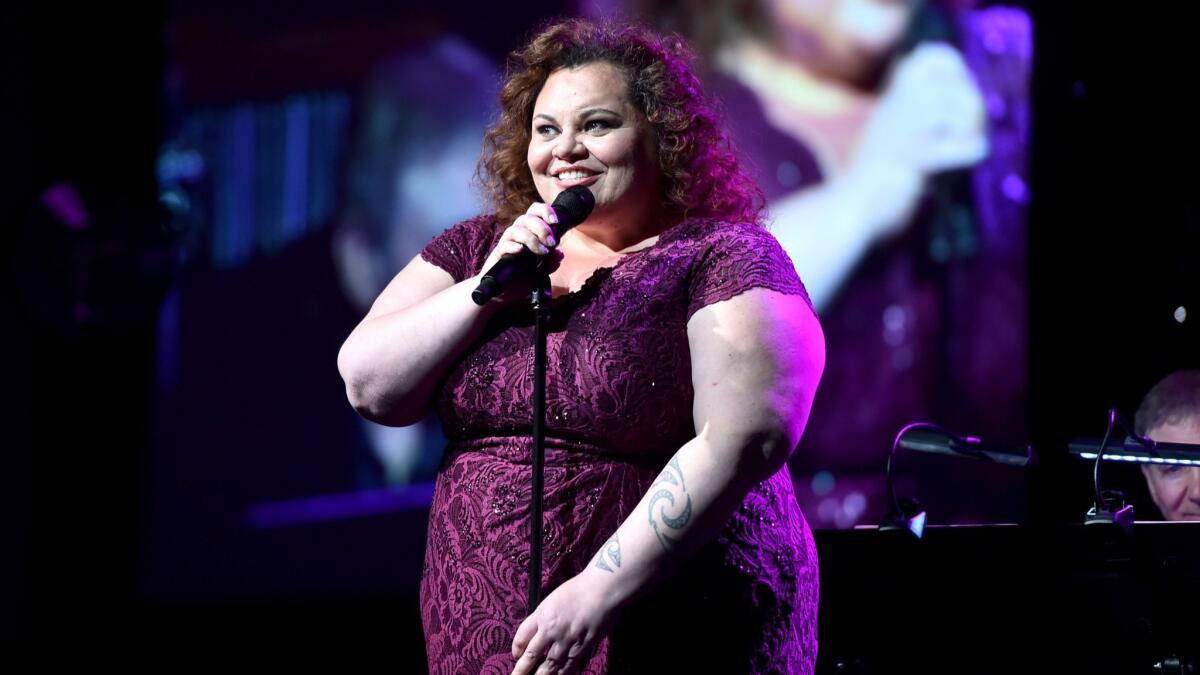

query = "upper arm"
(686, 288), (825, 470)
(361, 253), (458, 322)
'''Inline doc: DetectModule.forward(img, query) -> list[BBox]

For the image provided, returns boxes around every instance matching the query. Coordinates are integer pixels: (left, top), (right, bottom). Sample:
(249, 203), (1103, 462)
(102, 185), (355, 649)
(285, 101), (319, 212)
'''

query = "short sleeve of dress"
(686, 221), (815, 322)
(418, 214), (501, 283)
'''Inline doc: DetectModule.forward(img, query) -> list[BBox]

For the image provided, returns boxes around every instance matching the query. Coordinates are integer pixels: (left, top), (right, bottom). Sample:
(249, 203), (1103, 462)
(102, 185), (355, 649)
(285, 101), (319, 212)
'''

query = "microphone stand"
(527, 274), (551, 612)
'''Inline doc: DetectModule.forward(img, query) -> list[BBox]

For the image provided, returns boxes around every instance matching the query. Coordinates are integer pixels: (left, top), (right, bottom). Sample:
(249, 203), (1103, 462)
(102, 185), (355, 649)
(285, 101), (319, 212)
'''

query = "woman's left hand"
(510, 571), (619, 675)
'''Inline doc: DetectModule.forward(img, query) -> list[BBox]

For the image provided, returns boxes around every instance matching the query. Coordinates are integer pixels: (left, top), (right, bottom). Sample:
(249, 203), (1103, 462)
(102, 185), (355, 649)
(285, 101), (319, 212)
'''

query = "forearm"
(772, 165), (922, 312)
(338, 273), (500, 426)
(581, 431), (787, 612)
(771, 180), (875, 313)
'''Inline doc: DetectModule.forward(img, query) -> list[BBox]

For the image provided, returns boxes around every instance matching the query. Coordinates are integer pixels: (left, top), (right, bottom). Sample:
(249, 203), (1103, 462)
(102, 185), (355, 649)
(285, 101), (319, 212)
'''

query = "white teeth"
(556, 170), (593, 181)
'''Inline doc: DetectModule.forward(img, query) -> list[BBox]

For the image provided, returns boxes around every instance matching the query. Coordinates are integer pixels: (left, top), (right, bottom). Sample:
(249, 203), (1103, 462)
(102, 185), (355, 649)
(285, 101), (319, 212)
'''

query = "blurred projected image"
(336, 41), (497, 486)
(628, 0), (1031, 526)
(146, 33), (497, 597)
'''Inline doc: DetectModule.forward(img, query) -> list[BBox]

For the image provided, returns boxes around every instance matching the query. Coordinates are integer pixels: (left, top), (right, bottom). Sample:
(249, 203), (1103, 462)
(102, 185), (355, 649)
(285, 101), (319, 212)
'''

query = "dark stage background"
(5, 0), (1198, 668)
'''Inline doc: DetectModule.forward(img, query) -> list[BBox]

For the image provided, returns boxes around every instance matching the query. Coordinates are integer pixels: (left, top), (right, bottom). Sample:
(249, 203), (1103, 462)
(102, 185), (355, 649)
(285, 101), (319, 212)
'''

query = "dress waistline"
(444, 435), (669, 470)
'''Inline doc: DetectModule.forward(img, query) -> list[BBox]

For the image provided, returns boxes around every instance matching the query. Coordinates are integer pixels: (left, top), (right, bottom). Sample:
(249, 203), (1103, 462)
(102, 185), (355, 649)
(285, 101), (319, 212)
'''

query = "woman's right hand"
(476, 201), (566, 304)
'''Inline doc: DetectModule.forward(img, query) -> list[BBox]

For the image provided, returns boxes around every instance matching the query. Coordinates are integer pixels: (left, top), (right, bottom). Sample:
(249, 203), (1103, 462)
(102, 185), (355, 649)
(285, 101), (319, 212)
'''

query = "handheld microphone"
(891, 2), (980, 264)
(471, 186), (596, 305)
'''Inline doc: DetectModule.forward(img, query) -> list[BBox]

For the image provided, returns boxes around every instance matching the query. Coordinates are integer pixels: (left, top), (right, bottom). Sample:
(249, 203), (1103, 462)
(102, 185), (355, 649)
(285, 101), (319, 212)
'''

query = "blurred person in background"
(144, 36), (496, 597)
(623, 0), (1031, 526)
(335, 37), (499, 485)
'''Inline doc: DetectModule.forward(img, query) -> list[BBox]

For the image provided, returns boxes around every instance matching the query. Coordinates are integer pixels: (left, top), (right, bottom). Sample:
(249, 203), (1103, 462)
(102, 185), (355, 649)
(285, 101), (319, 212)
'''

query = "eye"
(535, 124), (560, 138)
(584, 119), (614, 133)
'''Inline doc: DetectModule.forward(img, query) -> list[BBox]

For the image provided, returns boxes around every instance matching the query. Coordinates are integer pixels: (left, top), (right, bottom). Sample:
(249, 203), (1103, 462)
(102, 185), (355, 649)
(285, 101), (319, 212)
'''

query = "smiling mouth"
(552, 171), (601, 189)
(556, 168), (595, 178)
(554, 170), (599, 181)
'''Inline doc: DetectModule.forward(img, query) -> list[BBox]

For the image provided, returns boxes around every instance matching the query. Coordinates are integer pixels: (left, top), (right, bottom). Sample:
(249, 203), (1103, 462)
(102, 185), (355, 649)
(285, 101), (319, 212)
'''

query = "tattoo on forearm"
(647, 455), (692, 551)
(593, 533), (622, 573)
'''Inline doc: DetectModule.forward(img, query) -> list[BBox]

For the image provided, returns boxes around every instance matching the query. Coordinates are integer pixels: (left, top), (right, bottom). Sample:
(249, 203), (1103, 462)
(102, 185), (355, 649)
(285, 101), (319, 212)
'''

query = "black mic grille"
(550, 186), (596, 234)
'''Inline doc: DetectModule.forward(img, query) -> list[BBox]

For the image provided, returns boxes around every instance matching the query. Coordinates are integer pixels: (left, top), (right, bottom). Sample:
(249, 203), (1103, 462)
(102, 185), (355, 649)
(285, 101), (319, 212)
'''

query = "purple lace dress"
(418, 215), (819, 674)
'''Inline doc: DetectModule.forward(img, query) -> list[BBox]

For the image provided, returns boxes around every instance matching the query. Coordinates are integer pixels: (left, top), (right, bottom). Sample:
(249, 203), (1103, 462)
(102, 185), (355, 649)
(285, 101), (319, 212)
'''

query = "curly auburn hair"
(479, 18), (764, 227)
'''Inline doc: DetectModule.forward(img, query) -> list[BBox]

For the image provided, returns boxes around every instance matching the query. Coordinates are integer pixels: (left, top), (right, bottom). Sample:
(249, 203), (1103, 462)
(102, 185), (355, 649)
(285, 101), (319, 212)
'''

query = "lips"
(551, 164), (600, 179)
(555, 169), (594, 180)
(552, 170), (601, 188)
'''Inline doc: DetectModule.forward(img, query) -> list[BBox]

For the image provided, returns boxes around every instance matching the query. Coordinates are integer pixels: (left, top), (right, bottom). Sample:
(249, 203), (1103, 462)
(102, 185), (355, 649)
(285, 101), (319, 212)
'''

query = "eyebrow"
(532, 107), (624, 124)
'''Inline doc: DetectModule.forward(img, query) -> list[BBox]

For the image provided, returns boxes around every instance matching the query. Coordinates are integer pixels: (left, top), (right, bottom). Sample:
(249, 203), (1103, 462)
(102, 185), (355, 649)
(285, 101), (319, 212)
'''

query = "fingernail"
(538, 244), (550, 254)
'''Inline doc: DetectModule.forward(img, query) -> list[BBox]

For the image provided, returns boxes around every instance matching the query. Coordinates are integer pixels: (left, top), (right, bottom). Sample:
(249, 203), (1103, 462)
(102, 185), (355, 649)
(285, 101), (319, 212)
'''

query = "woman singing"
(338, 18), (825, 674)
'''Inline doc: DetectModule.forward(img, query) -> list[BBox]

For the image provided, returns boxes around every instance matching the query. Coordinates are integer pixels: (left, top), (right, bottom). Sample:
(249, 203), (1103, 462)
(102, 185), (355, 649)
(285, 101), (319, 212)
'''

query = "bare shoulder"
(686, 287), (824, 461)
(686, 287), (823, 366)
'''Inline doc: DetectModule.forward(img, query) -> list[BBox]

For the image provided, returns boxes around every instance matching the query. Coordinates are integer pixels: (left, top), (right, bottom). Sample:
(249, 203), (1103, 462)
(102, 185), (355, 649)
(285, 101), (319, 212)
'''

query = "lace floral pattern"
(418, 215), (818, 674)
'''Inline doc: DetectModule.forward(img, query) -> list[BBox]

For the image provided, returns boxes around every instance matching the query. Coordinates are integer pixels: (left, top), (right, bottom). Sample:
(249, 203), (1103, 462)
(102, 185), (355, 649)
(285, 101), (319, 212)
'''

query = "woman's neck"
(568, 204), (676, 255)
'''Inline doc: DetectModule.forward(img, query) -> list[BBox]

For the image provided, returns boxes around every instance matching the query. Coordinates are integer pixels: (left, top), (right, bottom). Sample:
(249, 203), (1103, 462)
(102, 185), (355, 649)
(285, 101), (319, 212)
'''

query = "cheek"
(1157, 480), (1188, 505)
(640, 136), (660, 173)
(608, 134), (653, 174)
(527, 143), (542, 172)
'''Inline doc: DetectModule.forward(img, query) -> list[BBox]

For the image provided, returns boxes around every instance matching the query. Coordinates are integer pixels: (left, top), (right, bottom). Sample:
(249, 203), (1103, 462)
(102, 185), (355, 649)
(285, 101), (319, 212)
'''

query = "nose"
(552, 130), (587, 161)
